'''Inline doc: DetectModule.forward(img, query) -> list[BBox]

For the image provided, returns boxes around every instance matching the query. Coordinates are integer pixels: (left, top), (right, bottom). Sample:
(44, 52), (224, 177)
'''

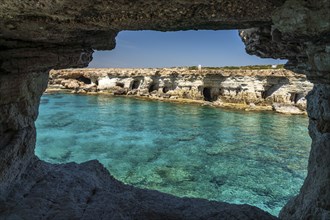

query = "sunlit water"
(36, 94), (311, 216)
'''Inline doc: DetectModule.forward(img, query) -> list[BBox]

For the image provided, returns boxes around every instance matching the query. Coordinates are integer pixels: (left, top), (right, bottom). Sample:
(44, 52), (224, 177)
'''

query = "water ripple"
(35, 94), (311, 216)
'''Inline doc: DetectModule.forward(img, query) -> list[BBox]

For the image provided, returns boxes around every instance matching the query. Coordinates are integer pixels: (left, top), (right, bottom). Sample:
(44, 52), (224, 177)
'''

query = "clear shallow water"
(36, 94), (311, 216)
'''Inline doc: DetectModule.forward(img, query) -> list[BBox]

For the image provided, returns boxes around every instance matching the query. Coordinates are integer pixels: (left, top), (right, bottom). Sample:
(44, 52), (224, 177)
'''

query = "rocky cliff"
(49, 68), (313, 114)
(0, 0), (329, 219)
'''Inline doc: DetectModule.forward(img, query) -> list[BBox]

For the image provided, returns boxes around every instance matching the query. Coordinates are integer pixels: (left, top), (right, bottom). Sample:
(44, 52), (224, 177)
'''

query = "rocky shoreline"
(48, 68), (313, 115)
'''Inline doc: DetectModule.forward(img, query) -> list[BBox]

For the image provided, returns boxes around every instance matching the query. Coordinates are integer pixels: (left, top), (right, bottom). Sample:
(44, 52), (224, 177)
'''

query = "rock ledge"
(1, 158), (278, 220)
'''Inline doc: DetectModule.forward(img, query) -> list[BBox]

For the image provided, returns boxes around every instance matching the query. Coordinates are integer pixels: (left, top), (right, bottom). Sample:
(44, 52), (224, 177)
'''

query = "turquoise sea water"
(36, 94), (311, 216)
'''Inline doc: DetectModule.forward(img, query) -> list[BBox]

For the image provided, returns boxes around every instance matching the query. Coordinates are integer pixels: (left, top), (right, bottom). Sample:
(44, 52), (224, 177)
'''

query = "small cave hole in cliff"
(262, 84), (283, 99)
(203, 87), (212, 101)
(77, 76), (92, 84)
(162, 87), (169, 93)
(132, 80), (140, 90)
(148, 84), (158, 93)
(290, 93), (304, 104)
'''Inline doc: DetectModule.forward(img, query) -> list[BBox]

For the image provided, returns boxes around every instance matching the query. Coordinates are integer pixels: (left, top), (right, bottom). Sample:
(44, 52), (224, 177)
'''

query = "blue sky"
(89, 30), (286, 68)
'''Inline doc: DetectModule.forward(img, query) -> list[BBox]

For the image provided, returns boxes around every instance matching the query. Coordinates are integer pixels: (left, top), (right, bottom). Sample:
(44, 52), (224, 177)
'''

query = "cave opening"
(148, 84), (158, 93)
(132, 80), (140, 90)
(203, 87), (212, 101)
(261, 91), (267, 99)
(290, 93), (304, 104)
(77, 76), (92, 84)
(262, 84), (283, 99)
(83, 33), (302, 217)
(116, 82), (125, 88)
(33, 29), (304, 218)
(162, 86), (169, 93)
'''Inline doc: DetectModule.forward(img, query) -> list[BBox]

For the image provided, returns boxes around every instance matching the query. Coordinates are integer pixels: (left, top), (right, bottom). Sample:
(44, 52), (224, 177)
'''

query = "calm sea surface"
(36, 94), (311, 216)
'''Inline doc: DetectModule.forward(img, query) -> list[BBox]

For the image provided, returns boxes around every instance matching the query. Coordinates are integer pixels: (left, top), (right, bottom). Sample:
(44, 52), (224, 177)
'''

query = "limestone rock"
(66, 80), (80, 89)
(49, 68), (313, 114)
(239, 2), (330, 217)
(0, 72), (48, 197)
(112, 86), (127, 95)
(280, 84), (330, 219)
(0, 158), (277, 220)
(272, 103), (305, 115)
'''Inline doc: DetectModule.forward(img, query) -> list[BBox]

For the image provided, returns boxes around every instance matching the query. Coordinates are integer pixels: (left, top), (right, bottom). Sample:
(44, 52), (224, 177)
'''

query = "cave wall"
(279, 84), (330, 219)
(0, 48), (94, 198)
(240, 1), (330, 218)
(0, 71), (48, 197)
(0, 0), (329, 219)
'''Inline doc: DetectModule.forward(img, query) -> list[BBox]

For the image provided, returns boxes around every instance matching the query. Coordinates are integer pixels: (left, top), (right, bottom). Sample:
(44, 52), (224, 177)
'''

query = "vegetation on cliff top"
(187, 64), (285, 70)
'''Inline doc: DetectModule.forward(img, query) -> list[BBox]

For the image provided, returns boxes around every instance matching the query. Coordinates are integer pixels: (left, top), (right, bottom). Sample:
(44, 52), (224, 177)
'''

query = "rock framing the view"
(49, 68), (313, 115)
(0, 0), (329, 219)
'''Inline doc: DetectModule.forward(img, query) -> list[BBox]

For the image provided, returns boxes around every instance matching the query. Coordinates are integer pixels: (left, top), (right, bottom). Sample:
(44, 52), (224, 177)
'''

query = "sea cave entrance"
(148, 83), (158, 93)
(38, 30), (303, 217)
(132, 80), (140, 90)
(203, 87), (212, 101)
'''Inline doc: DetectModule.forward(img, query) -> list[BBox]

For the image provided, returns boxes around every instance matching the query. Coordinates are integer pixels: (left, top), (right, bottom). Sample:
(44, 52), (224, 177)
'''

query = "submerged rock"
(272, 103), (305, 115)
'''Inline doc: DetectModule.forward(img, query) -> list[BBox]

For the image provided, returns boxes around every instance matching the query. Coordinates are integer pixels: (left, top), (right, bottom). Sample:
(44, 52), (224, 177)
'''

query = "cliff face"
(0, 0), (329, 219)
(49, 68), (313, 114)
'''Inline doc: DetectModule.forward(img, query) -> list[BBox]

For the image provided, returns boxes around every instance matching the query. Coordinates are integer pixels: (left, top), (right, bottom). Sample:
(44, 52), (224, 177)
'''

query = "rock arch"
(0, 1), (329, 219)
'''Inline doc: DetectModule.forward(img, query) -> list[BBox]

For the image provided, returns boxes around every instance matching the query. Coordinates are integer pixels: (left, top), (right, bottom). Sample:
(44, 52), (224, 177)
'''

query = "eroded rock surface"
(239, 1), (330, 218)
(0, 0), (284, 48)
(0, 0), (329, 219)
(0, 158), (277, 220)
(49, 68), (313, 114)
(279, 84), (330, 219)
(0, 71), (48, 197)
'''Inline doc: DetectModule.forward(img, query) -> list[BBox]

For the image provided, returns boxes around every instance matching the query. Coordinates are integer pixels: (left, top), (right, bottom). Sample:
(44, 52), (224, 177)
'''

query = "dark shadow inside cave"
(116, 82), (125, 88)
(77, 76), (92, 84)
(149, 84), (158, 93)
(162, 86), (169, 93)
(290, 93), (304, 104)
(132, 80), (140, 90)
(203, 87), (212, 101)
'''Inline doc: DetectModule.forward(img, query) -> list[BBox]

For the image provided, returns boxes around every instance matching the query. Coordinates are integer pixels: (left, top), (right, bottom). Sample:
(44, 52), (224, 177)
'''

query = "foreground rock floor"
(1, 158), (277, 220)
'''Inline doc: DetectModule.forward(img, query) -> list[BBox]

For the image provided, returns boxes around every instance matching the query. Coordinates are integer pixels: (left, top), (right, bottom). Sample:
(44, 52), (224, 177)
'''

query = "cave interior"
(0, 0), (329, 219)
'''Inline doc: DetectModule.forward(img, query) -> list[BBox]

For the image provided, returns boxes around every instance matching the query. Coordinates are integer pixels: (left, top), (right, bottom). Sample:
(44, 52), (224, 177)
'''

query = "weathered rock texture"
(0, 72), (48, 197)
(239, 1), (330, 219)
(49, 68), (313, 114)
(0, 158), (277, 220)
(0, 0), (329, 219)
(280, 84), (330, 219)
